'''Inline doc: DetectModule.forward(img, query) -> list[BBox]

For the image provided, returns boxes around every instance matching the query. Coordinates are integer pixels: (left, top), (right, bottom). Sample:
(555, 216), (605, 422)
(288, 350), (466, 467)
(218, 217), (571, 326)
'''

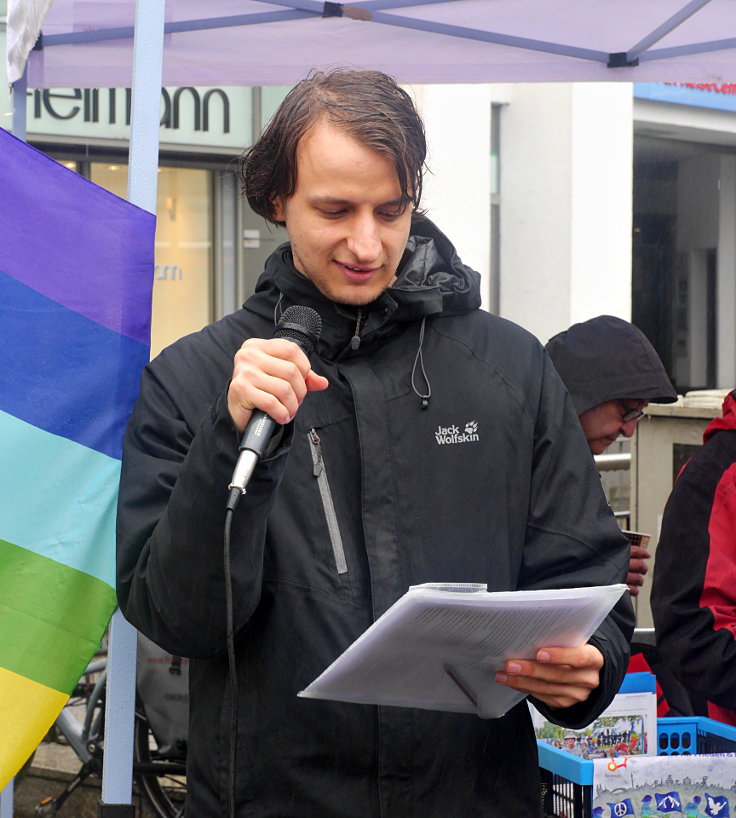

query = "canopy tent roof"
(7, 0), (736, 89)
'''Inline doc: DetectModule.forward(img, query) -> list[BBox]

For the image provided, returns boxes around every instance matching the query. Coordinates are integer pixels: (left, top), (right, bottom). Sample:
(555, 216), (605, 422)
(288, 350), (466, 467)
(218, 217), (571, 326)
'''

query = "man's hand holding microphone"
(227, 306), (328, 509)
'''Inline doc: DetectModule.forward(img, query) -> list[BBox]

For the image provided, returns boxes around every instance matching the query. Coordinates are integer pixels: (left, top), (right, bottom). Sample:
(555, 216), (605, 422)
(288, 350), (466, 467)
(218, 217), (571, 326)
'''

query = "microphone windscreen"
(274, 305), (322, 356)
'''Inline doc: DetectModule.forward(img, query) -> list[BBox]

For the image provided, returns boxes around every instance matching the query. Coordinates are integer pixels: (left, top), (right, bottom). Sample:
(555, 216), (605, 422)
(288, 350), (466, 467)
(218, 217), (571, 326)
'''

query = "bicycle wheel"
(133, 711), (187, 818)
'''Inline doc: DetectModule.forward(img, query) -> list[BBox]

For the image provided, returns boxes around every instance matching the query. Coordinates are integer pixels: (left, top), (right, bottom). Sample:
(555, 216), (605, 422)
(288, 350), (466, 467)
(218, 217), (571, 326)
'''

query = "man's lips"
(336, 261), (380, 282)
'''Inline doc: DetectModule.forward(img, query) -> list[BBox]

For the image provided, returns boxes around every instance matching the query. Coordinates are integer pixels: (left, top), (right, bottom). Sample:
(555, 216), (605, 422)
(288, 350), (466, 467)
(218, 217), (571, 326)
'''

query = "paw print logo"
(465, 421), (478, 435)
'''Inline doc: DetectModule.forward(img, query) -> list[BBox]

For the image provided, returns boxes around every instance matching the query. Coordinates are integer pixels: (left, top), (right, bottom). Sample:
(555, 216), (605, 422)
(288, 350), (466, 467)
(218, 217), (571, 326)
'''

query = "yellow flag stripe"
(0, 666), (68, 790)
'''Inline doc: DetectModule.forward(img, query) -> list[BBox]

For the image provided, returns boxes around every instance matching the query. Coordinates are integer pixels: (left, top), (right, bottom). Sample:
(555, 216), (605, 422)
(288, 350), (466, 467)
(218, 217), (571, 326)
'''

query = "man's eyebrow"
(310, 196), (350, 205)
(309, 195), (406, 208)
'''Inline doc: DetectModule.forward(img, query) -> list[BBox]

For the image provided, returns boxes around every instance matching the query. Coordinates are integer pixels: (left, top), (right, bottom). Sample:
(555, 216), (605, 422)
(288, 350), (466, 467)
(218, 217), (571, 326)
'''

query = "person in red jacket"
(651, 389), (736, 725)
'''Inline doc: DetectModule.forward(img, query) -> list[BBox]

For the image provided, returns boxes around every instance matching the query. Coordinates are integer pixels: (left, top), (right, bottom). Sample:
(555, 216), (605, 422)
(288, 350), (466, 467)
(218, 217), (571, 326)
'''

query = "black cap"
(546, 315), (678, 416)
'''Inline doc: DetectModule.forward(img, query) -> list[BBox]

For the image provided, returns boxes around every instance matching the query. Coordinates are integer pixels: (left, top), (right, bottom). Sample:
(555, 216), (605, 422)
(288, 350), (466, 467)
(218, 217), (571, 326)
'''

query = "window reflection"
(90, 163), (213, 358)
(633, 137), (726, 392)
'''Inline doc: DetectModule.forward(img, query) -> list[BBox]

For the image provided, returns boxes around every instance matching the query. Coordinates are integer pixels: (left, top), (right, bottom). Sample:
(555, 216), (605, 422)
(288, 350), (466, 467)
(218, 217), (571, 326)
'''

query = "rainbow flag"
(0, 127), (154, 787)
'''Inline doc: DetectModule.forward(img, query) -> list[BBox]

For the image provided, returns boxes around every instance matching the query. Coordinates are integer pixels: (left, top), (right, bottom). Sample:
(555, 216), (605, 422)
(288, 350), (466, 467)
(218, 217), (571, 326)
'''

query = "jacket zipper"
(307, 429), (348, 575)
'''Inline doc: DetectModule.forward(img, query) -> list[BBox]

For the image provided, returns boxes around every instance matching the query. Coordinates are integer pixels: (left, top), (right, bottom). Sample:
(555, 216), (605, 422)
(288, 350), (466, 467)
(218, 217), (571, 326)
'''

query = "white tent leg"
(2, 65), (27, 818)
(0, 779), (13, 818)
(101, 611), (138, 816)
(126, 0), (166, 215)
(100, 0), (165, 815)
(11, 68), (27, 140)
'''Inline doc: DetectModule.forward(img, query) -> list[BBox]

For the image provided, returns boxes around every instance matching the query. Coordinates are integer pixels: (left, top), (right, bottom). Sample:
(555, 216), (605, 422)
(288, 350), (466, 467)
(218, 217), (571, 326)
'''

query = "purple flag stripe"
(0, 127), (154, 345)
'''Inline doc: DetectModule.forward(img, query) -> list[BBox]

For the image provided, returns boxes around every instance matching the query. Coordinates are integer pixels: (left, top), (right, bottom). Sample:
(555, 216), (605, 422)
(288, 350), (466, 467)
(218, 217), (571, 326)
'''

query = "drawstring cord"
(411, 316), (431, 409)
(273, 293), (284, 327)
(273, 297), (430, 409)
(351, 310), (363, 350)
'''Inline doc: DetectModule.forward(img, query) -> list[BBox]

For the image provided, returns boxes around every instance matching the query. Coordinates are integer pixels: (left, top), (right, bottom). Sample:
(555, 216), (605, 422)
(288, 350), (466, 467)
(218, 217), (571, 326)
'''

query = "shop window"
(90, 163), (213, 358)
(633, 137), (730, 392)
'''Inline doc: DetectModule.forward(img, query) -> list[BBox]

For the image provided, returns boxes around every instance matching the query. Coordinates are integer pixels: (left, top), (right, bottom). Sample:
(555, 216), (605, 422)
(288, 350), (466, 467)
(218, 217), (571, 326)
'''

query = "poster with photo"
(531, 673), (657, 759)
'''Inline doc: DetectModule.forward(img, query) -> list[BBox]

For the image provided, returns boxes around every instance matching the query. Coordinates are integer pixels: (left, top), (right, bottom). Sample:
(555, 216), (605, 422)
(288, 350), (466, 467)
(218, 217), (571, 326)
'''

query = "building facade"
(2, 7), (734, 391)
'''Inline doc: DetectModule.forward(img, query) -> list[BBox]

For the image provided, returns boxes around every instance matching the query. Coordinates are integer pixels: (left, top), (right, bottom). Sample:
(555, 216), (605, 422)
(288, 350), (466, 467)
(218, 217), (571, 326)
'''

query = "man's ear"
(271, 196), (285, 224)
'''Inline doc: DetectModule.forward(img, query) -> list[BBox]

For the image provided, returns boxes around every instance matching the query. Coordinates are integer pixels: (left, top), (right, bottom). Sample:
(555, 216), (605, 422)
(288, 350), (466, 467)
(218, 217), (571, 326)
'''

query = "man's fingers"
(228, 337), (319, 430)
(494, 666), (598, 709)
(305, 370), (330, 392)
(494, 672), (597, 708)
(493, 644), (604, 709)
(627, 570), (646, 586)
(629, 544), (652, 560)
(534, 645), (604, 669)
(629, 559), (648, 576)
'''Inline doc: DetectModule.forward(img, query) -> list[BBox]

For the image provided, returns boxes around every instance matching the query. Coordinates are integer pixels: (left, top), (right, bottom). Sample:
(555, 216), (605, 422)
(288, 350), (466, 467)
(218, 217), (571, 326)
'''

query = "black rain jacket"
(117, 218), (634, 817)
(651, 390), (736, 726)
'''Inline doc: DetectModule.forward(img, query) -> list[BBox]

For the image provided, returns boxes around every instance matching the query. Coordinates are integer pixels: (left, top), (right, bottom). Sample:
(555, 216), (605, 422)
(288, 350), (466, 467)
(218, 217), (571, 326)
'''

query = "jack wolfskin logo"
(434, 421), (480, 445)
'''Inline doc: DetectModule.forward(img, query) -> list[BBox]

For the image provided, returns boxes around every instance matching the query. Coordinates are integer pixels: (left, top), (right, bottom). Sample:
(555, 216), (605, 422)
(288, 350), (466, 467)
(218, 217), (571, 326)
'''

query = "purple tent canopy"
(7, 0), (736, 89)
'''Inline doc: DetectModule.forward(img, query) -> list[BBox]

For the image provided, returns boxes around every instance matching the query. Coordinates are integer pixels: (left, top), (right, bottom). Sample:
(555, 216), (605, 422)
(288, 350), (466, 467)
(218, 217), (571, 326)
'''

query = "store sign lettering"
(31, 87), (231, 133)
(665, 81), (736, 95)
(155, 264), (183, 281)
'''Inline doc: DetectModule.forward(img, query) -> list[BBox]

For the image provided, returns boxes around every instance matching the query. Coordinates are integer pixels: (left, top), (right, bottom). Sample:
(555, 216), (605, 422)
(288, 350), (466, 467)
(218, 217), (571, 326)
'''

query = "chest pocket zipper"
(308, 429), (348, 575)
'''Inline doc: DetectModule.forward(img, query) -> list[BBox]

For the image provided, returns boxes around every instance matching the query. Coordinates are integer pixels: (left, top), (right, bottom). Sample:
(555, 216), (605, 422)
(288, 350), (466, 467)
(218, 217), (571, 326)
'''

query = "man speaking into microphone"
(116, 69), (634, 817)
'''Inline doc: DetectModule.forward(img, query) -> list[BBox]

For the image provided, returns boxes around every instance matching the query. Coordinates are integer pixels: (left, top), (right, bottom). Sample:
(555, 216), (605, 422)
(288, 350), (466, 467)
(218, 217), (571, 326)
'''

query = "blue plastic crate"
(539, 716), (736, 817)
(657, 715), (736, 755)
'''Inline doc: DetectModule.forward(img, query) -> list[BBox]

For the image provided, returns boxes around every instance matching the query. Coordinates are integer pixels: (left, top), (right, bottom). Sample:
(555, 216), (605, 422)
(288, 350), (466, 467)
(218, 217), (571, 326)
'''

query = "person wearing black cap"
(546, 315), (678, 456)
(546, 315), (678, 596)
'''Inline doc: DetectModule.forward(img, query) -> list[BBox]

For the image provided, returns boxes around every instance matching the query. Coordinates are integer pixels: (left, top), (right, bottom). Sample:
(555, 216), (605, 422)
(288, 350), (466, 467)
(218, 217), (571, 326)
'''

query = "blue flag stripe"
(0, 269), (149, 460)
(0, 410), (119, 587)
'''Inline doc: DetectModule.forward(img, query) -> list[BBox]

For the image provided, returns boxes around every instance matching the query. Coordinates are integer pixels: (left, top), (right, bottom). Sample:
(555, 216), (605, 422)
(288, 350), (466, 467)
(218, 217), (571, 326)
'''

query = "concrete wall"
(413, 83), (495, 309)
(499, 83), (633, 343)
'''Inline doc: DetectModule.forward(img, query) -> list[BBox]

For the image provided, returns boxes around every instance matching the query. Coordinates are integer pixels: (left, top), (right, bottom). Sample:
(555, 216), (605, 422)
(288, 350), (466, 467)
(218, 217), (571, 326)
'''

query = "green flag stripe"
(0, 538), (117, 693)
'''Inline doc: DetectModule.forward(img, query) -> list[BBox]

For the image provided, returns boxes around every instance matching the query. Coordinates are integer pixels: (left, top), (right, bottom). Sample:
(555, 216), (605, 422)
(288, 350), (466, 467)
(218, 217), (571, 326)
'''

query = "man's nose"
(347, 215), (381, 262)
(620, 418), (640, 438)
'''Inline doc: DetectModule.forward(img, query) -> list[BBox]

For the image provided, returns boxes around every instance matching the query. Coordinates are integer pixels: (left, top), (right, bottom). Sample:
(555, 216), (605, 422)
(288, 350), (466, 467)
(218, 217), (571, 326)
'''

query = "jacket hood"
(245, 216), (481, 359)
(546, 315), (678, 416)
(704, 389), (736, 441)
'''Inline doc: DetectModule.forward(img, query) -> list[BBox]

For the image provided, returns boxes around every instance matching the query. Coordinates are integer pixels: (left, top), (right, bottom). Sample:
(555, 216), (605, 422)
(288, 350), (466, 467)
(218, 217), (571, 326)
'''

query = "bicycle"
(34, 655), (187, 817)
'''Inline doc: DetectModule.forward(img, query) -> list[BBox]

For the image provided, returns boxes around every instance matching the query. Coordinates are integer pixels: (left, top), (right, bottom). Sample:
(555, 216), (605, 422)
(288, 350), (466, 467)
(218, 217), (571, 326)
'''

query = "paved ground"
(11, 741), (158, 818)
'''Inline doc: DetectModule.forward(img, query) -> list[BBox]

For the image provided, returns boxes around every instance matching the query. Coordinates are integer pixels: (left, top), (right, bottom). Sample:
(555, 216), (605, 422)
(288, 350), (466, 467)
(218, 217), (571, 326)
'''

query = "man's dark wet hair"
(238, 69), (427, 226)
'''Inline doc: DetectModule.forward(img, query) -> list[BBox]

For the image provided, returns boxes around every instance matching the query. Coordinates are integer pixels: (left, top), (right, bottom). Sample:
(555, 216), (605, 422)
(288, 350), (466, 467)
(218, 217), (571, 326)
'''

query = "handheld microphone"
(227, 305), (322, 510)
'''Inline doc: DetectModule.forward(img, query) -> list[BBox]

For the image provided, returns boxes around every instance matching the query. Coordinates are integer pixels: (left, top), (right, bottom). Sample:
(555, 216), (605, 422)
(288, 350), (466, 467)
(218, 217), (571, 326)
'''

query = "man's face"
(272, 118), (413, 306)
(578, 399), (648, 455)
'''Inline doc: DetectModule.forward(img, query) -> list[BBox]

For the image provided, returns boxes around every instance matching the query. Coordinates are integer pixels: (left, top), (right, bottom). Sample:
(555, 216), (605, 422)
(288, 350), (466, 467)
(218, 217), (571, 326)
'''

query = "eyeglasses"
(620, 403), (646, 423)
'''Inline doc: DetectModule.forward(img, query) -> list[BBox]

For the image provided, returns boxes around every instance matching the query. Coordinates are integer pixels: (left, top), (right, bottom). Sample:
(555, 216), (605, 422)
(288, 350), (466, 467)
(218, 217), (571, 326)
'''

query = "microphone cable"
(221, 305), (323, 817)
(223, 506), (238, 818)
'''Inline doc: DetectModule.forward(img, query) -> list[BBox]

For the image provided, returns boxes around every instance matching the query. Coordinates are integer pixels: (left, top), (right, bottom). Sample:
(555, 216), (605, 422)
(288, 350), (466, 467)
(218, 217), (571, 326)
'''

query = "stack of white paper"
(299, 583), (626, 719)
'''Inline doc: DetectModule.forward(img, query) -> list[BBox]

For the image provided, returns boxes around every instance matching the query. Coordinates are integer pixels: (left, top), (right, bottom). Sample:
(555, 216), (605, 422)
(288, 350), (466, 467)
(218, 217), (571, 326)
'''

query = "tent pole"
(1, 64), (27, 818)
(100, 0), (164, 814)
(126, 0), (166, 215)
(11, 68), (27, 140)
(0, 780), (12, 818)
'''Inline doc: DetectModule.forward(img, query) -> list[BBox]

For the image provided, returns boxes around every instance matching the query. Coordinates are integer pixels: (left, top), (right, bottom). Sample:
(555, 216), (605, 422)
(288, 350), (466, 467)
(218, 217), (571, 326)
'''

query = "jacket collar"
(704, 389), (736, 441)
(244, 217), (481, 360)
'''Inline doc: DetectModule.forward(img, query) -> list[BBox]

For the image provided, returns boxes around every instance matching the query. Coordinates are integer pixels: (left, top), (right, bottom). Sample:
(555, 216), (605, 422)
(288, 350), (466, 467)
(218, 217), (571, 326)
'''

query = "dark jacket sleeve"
(115, 345), (291, 658)
(651, 435), (736, 709)
(518, 352), (636, 727)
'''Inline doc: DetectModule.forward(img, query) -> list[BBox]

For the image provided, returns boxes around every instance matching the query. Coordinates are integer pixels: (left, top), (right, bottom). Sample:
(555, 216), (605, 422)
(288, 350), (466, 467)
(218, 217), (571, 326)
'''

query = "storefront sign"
(27, 86), (253, 149)
(635, 82), (736, 113)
